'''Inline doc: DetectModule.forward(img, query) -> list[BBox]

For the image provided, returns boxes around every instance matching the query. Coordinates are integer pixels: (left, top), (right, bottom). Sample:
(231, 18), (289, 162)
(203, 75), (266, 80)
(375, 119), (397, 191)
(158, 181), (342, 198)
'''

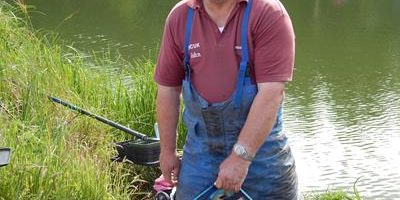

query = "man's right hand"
(160, 151), (181, 185)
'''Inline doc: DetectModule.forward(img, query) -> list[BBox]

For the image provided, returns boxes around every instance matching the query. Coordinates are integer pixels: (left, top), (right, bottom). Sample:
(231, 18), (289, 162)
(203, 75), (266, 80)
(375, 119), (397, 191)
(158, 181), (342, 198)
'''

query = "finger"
(222, 179), (234, 192)
(217, 173), (235, 191)
(215, 177), (222, 189)
(171, 169), (179, 185)
(227, 178), (241, 192)
(230, 178), (241, 193)
(172, 162), (181, 182)
(234, 184), (240, 193)
(162, 169), (172, 183)
(226, 181), (236, 193)
(172, 165), (180, 178)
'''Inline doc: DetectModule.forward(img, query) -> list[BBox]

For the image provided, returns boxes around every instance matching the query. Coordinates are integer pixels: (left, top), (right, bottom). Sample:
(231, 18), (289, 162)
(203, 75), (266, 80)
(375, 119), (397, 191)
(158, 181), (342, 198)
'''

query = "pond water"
(25, 0), (400, 199)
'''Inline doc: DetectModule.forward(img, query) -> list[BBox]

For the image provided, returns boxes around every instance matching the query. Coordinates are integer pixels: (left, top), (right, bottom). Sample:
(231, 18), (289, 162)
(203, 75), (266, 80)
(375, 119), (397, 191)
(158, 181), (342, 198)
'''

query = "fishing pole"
(48, 96), (152, 141)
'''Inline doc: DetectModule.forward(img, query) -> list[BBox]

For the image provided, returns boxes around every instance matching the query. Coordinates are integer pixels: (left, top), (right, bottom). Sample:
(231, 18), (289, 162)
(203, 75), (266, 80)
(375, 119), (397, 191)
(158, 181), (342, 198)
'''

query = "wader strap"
(184, 8), (194, 81)
(233, 0), (252, 108)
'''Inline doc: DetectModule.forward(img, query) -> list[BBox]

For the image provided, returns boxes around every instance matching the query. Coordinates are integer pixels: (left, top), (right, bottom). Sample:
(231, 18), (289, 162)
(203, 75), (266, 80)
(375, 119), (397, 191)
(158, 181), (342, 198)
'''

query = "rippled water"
(284, 1), (400, 199)
(285, 81), (400, 199)
(23, 0), (400, 199)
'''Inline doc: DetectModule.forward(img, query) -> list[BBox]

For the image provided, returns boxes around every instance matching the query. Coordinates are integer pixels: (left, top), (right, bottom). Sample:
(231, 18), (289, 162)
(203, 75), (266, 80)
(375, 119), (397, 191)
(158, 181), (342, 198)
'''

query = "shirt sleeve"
(154, 10), (185, 87)
(253, 12), (295, 83)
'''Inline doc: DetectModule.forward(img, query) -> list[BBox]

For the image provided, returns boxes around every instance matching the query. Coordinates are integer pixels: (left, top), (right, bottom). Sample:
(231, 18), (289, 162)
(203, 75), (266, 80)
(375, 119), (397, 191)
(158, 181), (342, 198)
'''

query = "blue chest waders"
(176, 0), (298, 199)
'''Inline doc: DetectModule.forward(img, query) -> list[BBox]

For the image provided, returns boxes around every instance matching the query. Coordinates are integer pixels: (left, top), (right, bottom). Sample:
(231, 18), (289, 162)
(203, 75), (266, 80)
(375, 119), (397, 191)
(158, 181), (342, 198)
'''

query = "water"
(24, 0), (174, 59)
(25, 0), (400, 199)
(284, 1), (400, 199)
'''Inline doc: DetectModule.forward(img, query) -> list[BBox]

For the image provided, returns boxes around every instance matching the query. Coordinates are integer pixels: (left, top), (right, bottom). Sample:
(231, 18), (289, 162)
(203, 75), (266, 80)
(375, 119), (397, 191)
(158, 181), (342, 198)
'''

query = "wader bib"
(176, 1), (298, 199)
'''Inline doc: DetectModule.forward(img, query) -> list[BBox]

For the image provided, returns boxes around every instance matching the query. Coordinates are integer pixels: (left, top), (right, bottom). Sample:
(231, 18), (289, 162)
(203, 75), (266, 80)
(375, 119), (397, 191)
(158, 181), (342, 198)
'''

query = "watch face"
(234, 144), (253, 161)
(234, 144), (245, 156)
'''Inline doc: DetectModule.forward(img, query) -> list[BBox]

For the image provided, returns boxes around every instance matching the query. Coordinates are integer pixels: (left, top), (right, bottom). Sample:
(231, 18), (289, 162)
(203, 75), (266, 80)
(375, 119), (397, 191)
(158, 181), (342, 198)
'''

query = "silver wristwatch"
(233, 143), (254, 161)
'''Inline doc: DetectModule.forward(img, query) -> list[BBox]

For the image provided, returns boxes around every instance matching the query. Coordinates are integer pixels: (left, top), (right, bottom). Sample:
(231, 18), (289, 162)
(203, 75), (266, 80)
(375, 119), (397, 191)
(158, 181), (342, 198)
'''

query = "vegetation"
(0, 2), (161, 199)
(0, 2), (362, 200)
(305, 180), (363, 200)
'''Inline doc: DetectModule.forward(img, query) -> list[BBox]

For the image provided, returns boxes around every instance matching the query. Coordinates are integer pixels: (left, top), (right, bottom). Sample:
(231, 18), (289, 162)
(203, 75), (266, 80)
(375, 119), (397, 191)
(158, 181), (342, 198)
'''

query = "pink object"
(153, 175), (174, 192)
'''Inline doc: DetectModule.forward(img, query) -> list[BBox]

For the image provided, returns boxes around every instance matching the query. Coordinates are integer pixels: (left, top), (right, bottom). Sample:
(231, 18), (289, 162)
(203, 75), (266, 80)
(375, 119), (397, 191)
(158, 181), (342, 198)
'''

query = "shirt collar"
(187, 0), (248, 10)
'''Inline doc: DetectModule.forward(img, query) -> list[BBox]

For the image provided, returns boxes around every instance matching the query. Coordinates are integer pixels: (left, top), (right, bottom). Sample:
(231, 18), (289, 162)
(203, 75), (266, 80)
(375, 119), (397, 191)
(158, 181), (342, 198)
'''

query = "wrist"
(229, 152), (251, 166)
(160, 138), (177, 155)
(160, 147), (177, 156)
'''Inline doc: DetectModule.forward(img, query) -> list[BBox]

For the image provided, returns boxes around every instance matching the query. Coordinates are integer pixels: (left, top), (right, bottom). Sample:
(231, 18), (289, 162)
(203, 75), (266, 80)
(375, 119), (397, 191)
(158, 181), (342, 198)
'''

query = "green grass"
(305, 190), (362, 200)
(305, 179), (363, 200)
(0, 2), (161, 199)
(0, 1), (363, 200)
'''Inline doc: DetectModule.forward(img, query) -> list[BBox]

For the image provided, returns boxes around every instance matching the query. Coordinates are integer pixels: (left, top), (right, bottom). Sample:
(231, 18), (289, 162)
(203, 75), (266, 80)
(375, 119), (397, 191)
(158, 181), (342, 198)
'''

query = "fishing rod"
(48, 96), (152, 141)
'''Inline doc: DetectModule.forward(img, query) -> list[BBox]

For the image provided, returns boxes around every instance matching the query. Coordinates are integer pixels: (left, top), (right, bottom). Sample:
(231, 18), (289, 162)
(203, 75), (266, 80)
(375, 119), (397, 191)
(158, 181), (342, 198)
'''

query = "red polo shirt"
(154, 0), (295, 103)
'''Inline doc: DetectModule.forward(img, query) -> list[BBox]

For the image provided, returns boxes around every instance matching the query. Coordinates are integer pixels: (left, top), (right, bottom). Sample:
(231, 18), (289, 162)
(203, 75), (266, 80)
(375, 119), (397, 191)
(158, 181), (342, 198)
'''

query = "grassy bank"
(0, 2), (363, 200)
(0, 2), (161, 199)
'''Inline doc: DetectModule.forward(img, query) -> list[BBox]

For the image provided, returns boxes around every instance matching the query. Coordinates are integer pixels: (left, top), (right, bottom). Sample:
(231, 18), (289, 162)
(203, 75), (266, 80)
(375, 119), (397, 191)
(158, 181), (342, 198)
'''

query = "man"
(154, 0), (297, 199)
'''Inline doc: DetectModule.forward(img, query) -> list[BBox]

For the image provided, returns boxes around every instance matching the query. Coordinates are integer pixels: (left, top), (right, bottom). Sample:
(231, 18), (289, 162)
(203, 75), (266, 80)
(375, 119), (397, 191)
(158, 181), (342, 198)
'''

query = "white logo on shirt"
(189, 43), (201, 59)
(188, 43), (200, 50)
(191, 52), (201, 59)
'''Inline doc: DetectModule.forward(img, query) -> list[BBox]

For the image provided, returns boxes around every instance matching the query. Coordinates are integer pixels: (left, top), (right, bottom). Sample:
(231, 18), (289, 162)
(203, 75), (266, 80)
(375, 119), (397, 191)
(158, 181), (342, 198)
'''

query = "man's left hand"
(215, 153), (251, 192)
